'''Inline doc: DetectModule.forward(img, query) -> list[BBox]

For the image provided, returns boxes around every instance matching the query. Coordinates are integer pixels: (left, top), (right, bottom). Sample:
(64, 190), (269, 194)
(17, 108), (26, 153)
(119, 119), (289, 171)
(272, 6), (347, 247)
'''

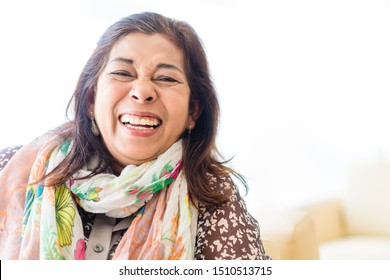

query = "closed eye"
(110, 71), (135, 82)
(153, 76), (180, 85)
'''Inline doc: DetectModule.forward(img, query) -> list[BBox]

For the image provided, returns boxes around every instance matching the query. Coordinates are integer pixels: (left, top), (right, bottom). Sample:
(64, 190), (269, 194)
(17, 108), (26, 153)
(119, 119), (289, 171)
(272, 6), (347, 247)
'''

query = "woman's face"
(91, 33), (197, 167)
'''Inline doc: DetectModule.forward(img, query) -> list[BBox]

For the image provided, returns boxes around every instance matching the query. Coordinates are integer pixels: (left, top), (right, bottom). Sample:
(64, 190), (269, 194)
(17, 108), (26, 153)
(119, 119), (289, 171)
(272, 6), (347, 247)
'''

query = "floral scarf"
(1, 134), (197, 260)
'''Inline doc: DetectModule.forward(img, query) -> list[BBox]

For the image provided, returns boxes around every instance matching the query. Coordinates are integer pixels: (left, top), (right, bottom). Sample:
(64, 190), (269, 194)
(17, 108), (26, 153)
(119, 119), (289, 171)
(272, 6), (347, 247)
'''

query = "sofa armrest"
(256, 209), (320, 260)
(299, 197), (346, 243)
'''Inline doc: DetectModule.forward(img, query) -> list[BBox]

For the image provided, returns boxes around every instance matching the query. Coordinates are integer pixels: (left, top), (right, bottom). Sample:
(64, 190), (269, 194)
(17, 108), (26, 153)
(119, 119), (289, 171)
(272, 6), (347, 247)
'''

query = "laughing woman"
(0, 12), (269, 260)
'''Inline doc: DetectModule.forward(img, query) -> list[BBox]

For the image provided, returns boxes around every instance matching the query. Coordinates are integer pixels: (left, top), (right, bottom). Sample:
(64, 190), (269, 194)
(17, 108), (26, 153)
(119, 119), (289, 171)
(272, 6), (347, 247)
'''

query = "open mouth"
(120, 113), (162, 130)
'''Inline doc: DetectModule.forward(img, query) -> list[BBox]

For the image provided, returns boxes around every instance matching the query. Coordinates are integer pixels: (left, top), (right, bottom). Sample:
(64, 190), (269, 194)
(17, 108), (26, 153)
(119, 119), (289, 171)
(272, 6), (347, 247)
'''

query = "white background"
(1, 0), (389, 212)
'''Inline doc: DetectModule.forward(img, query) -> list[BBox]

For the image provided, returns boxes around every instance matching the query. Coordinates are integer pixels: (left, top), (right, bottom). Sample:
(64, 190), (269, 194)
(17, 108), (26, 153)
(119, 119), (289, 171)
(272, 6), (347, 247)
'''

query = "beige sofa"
(255, 209), (320, 260)
(300, 163), (390, 259)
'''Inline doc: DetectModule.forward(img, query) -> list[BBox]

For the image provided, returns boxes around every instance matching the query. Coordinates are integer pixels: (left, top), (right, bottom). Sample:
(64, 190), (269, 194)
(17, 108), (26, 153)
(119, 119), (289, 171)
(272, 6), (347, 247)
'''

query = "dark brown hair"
(45, 12), (246, 206)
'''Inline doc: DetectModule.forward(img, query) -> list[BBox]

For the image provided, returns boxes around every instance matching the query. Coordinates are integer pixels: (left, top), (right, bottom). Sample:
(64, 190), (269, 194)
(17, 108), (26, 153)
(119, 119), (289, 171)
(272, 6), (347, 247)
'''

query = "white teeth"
(121, 114), (131, 123)
(124, 124), (154, 130)
(120, 114), (160, 127)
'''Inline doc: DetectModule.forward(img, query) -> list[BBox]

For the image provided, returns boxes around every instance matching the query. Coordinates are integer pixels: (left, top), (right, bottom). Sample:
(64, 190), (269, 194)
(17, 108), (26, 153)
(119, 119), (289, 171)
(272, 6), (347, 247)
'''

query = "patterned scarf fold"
(16, 137), (197, 260)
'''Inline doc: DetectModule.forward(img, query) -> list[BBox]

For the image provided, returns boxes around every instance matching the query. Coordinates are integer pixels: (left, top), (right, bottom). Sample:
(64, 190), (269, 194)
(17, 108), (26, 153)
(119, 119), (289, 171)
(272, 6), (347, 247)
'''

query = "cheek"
(93, 85), (121, 131)
(94, 94), (110, 123)
(167, 97), (191, 127)
(94, 80), (123, 113)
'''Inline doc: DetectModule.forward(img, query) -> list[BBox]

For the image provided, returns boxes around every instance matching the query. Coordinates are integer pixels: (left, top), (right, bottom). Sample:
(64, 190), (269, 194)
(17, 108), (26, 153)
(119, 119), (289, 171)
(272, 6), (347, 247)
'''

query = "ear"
(188, 98), (202, 129)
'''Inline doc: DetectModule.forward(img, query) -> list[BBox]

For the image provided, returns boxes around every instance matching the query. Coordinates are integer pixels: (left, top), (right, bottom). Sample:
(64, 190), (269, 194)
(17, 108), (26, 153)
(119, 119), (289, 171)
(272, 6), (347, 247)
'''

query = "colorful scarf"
(0, 133), (197, 259)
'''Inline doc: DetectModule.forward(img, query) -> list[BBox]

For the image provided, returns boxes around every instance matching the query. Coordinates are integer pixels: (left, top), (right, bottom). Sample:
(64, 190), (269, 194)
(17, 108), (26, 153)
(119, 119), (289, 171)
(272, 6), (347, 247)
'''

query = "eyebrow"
(156, 63), (184, 74)
(110, 57), (184, 73)
(110, 57), (134, 65)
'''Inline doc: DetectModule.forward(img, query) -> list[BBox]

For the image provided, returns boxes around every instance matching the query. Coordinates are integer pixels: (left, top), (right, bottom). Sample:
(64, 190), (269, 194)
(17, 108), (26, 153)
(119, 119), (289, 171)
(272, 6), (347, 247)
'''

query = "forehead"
(108, 32), (185, 67)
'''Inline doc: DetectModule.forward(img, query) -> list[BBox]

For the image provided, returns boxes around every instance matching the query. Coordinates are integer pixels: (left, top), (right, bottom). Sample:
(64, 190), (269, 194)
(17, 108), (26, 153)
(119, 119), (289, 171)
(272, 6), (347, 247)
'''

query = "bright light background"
(1, 0), (389, 213)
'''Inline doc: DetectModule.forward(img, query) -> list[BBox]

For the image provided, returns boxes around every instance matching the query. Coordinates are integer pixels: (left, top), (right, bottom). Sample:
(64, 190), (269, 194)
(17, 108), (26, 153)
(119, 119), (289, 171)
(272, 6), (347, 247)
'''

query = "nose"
(129, 80), (157, 103)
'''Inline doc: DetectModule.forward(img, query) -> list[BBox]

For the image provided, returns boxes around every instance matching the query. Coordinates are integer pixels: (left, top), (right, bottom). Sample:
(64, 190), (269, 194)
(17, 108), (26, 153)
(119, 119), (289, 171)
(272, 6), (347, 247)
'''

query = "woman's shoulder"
(0, 145), (23, 172)
(196, 171), (269, 260)
(204, 169), (249, 206)
(205, 170), (236, 193)
(202, 170), (250, 217)
(0, 123), (72, 173)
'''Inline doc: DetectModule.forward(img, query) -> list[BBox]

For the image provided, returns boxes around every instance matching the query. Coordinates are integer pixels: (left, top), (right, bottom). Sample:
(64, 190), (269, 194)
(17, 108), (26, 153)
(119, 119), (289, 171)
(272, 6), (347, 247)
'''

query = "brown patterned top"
(0, 146), (270, 260)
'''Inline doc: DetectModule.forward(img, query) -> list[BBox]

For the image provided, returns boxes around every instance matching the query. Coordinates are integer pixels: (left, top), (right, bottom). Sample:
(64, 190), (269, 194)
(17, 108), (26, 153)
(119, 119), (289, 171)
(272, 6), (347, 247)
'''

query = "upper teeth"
(120, 114), (161, 126)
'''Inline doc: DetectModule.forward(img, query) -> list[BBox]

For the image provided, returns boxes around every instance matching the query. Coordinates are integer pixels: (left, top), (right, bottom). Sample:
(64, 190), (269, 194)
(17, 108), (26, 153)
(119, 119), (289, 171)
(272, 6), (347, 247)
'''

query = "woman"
(0, 12), (269, 260)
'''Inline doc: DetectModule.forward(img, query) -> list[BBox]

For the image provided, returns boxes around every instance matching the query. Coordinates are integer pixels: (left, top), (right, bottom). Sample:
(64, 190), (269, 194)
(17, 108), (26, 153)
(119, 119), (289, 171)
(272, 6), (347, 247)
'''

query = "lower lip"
(119, 121), (160, 137)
